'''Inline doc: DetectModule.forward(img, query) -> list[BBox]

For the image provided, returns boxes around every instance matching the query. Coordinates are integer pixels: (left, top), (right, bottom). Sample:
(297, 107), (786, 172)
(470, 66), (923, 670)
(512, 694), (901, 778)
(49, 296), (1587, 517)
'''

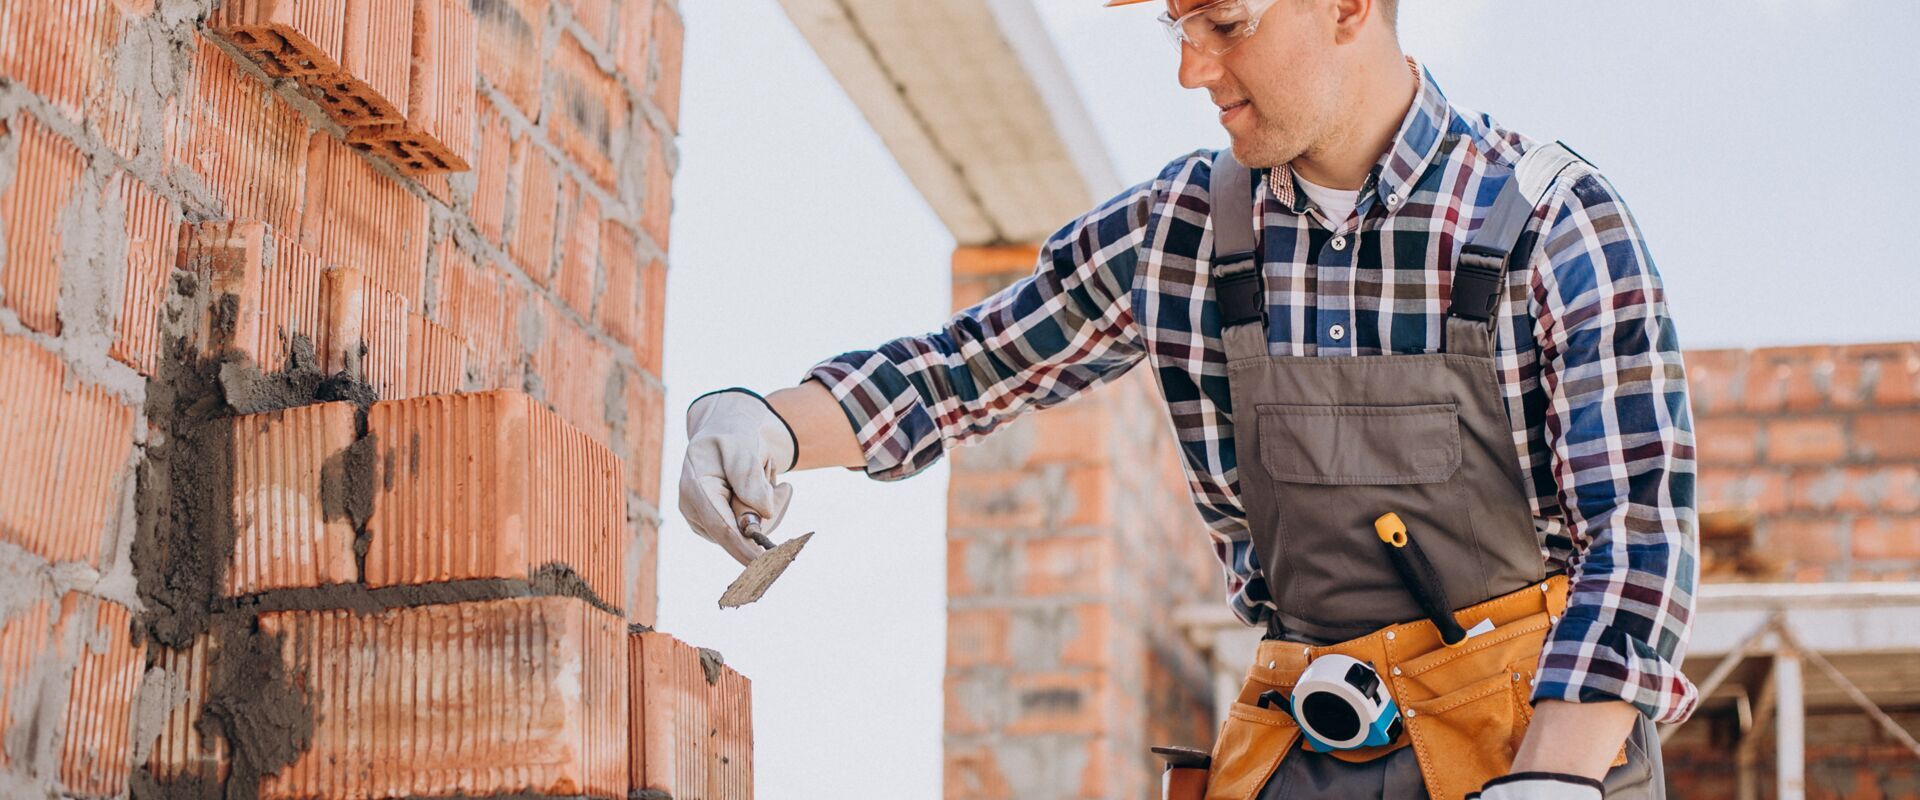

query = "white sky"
(658, 4), (1920, 798)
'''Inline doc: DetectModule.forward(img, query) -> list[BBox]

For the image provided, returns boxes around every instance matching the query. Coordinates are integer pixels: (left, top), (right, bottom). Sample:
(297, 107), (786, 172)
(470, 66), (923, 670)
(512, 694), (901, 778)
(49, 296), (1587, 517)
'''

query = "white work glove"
(677, 388), (800, 566)
(1465, 772), (1603, 800)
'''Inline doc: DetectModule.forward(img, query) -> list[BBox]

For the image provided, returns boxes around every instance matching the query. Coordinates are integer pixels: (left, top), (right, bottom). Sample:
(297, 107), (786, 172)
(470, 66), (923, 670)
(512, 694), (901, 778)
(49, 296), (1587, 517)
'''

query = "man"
(679, 0), (1698, 797)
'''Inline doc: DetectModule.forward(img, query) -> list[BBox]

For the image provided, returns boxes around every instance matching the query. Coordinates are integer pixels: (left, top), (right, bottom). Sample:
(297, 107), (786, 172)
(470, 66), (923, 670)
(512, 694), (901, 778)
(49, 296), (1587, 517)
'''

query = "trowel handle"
(732, 505), (776, 550)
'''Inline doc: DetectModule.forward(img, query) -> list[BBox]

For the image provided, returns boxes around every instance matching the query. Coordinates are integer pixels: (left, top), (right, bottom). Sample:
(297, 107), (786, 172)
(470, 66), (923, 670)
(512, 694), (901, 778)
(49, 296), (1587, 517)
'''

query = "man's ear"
(1330, 0), (1373, 45)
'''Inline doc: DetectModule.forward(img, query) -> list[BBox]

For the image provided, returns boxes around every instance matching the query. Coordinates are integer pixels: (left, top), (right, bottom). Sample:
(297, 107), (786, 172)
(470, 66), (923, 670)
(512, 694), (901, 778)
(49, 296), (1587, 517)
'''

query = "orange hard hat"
(1103, 0), (1155, 6)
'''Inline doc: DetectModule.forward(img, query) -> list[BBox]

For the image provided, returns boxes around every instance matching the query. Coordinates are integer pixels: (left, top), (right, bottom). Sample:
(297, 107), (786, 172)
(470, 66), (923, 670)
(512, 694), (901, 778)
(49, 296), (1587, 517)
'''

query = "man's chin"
(1226, 137), (1290, 170)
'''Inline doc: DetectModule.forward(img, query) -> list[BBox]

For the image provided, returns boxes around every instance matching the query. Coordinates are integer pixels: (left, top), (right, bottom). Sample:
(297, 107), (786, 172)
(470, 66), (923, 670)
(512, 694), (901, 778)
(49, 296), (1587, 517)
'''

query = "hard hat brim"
(1103, 0), (1156, 6)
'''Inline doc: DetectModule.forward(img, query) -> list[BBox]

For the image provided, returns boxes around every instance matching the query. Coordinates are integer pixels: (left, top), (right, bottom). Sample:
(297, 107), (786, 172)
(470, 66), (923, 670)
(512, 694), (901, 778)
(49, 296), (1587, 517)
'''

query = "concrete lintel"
(777, 0), (1121, 246)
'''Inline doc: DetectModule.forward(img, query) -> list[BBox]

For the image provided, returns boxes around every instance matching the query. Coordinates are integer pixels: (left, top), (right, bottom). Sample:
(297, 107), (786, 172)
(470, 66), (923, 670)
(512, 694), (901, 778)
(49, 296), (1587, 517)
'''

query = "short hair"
(1378, 0), (1398, 29)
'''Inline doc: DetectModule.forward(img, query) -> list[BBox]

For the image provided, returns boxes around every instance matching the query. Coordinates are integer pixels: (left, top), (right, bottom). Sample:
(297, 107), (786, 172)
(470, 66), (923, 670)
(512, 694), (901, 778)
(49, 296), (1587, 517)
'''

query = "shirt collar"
(1266, 57), (1452, 216)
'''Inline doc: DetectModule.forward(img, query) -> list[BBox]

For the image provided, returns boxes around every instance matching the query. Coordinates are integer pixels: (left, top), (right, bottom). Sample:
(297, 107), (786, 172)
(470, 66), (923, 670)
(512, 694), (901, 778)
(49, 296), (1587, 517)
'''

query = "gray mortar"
(697, 647), (725, 686)
(131, 770), (222, 800)
(200, 614), (314, 800)
(0, 565), (53, 774)
(224, 565), (623, 619)
(603, 367), (629, 448)
(129, 665), (188, 769)
(320, 417), (378, 581)
(0, 105), (20, 294)
(62, 147), (129, 382)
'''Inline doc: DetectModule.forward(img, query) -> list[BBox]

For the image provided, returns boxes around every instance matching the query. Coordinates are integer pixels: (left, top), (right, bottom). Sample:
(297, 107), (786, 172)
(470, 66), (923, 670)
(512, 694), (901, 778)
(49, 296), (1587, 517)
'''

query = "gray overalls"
(1203, 146), (1667, 799)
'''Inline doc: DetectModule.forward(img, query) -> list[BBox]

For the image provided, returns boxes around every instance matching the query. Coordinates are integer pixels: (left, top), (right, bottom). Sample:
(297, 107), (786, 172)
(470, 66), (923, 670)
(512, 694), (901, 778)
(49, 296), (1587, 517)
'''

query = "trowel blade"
(718, 531), (814, 608)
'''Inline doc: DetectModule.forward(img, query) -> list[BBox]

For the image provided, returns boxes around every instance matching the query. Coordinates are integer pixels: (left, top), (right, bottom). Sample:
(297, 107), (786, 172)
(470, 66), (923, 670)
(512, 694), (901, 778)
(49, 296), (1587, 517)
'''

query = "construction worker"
(679, 0), (1697, 797)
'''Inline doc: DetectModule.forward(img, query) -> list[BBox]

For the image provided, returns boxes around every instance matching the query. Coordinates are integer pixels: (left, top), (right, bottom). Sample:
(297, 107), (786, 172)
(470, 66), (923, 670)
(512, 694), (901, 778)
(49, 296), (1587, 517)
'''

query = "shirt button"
(1329, 324), (1346, 341)
(1386, 193), (1402, 207)
(1330, 236), (1348, 251)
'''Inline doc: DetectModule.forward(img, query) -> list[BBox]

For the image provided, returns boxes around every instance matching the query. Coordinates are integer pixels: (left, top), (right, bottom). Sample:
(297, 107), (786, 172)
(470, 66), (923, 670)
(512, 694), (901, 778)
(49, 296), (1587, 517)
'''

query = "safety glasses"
(1156, 0), (1282, 56)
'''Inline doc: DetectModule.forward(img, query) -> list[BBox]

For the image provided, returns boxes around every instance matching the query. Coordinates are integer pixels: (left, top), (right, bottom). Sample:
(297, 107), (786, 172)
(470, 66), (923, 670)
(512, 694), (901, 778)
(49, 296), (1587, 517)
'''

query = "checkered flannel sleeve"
(799, 180), (1155, 481)
(1528, 171), (1701, 725)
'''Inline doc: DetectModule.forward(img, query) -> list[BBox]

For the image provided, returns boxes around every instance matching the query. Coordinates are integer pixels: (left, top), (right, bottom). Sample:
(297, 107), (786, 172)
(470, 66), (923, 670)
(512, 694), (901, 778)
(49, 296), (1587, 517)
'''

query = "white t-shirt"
(1292, 171), (1361, 232)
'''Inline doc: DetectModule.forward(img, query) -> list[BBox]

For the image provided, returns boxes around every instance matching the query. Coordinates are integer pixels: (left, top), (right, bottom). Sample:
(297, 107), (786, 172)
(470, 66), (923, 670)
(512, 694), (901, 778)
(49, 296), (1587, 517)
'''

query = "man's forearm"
(1510, 699), (1639, 779)
(765, 379), (867, 472)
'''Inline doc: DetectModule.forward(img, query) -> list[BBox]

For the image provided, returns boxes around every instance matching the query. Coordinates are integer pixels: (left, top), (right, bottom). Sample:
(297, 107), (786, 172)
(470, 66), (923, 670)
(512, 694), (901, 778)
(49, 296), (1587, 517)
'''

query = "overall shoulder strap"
(1448, 141), (1588, 323)
(1208, 150), (1264, 331)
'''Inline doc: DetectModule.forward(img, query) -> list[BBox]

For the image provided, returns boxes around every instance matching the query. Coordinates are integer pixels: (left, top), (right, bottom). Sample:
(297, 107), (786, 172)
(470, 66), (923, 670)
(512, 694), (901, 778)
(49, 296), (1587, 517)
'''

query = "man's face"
(1172, 0), (1342, 169)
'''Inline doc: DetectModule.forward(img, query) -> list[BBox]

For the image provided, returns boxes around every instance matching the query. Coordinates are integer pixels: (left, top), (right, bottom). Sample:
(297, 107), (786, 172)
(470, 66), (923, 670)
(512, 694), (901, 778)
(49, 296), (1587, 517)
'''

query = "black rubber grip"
(1382, 534), (1469, 646)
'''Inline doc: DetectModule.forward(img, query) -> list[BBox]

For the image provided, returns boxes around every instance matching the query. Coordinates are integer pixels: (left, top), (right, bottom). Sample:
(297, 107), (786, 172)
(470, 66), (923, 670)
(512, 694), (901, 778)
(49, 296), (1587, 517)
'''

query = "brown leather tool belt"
(1169, 574), (1626, 800)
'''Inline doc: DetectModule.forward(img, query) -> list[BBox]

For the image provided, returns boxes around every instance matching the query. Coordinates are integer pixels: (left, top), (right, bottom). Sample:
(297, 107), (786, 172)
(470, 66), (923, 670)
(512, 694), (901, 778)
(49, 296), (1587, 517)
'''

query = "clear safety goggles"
(1156, 0), (1282, 56)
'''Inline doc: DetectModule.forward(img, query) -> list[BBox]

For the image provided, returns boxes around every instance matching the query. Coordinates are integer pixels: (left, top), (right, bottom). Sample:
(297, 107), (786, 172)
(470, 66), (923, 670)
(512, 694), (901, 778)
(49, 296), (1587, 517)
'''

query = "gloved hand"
(1464, 772), (1603, 800)
(677, 387), (800, 566)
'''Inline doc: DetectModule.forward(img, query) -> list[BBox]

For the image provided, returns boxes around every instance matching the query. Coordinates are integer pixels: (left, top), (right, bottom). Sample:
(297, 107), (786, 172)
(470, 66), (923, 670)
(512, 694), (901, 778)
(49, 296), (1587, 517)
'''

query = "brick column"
(0, 2), (747, 798)
(943, 246), (1219, 800)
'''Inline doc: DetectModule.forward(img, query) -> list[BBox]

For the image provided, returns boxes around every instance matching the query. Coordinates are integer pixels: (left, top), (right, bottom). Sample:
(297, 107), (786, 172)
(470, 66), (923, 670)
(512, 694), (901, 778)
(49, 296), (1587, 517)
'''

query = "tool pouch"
(1152, 746), (1211, 800)
(1196, 576), (1626, 800)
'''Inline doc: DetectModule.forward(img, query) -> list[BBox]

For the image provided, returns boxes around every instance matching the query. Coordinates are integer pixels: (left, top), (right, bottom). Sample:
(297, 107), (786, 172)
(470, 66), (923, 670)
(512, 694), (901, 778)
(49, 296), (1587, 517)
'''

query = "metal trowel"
(717, 510), (813, 608)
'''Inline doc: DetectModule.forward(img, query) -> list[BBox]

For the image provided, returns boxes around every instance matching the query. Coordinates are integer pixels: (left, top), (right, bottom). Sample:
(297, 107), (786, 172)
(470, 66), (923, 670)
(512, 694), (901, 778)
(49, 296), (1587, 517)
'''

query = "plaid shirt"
(802, 61), (1699, 724)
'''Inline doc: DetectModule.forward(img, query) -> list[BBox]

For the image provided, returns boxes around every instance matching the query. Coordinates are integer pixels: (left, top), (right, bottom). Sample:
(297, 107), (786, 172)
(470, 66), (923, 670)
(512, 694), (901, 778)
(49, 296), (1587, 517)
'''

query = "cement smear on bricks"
(202, 615), (313, 800)
(321, 412), (378, 580)
(131, 269), (372, 799)
(698, 647), (726, 685)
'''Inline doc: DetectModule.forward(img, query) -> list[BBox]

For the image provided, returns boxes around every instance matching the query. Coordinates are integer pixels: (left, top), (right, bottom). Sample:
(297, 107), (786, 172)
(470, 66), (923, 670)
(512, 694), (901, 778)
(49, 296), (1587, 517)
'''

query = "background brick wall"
(1690, 342), (1920, 581)
(0, 2), (748, 798)
(944, 246), (1217, 800)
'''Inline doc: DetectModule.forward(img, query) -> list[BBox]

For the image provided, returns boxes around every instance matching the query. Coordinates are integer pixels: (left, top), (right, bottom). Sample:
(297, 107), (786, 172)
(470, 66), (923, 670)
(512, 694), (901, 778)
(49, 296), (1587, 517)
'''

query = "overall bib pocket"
(1255, 402), (1473, 632)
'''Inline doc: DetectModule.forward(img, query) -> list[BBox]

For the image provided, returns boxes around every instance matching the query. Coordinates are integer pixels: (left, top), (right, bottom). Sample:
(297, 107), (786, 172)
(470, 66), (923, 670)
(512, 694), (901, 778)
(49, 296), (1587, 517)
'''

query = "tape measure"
(1268, 654), (1403, 752)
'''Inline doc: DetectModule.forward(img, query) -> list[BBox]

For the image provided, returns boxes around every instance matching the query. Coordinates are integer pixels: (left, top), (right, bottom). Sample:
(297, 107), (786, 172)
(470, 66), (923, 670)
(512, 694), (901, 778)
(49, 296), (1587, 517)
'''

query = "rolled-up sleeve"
(1527, 170), (1701, 724)
(801, 179), (1156, 482)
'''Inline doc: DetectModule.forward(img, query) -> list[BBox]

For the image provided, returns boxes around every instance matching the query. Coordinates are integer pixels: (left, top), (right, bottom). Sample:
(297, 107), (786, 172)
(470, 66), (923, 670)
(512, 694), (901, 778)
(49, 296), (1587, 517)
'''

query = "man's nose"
(1177, 44), (1225, 91)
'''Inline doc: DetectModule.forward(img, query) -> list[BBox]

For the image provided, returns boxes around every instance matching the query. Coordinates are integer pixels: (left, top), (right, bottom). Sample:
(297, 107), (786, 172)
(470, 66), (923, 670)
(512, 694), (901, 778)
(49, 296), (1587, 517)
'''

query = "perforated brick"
(365, 390), (625, 609)
(0, 0), (121, 122)
(474, 0), (549, 116)
(557, 175), (603, 318)
(302, 0), (411, 126)
(0, 334), (136, 567)
(530, 296), (618, 446)
(53, 594), (146, 799)
(549, 32), (626, 191)
(631, 631), (754, 800)
(259, 596), (628, 798)
(0, 114), (87, 334)
(208, 0), (348, 76)
(348, 0), (478, 174)
(0, 596), (54, 772)
(508, 136), (562, 284)
(172, 37), (309, 233)
(228, 402), (360, 596)
(143, 636), (229, 785)
(430, 240), (523, 390)
(180, 220), (329, 372)
(108, 174), (180, 375)
(301, 133), (430, 301)
(470, 94), (514, 245)
(651, 1), (684, 132)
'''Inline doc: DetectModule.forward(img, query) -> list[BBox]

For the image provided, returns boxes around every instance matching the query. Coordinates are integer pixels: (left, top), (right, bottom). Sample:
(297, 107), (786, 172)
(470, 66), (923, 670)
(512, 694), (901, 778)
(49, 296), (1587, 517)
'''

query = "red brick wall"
(1691, 343), (1920, 581)
(945, 246), (1218, 800)
(0, 2), (744, 798)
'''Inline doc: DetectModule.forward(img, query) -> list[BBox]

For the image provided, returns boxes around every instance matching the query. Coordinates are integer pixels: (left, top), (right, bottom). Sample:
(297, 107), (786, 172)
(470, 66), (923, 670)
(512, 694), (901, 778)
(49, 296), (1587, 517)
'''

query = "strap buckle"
(1447, 245), (1506, 323)
(1213, 253), (1264, 328)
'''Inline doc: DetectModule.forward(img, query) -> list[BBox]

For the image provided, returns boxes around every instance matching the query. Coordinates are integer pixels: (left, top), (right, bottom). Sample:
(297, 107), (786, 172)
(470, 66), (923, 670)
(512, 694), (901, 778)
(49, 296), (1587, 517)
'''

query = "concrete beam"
(776, 0), (1121, 246)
